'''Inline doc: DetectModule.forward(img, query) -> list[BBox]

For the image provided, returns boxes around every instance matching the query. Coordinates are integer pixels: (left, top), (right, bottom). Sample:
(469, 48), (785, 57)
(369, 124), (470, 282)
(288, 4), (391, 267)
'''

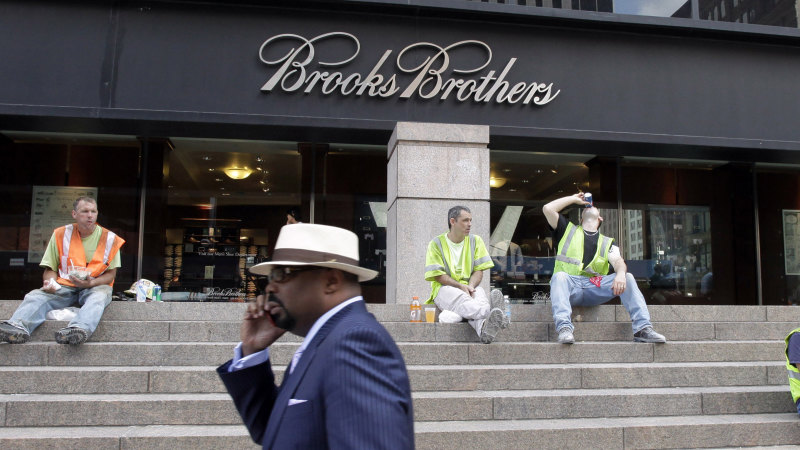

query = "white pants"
(433, 286), (490, 337)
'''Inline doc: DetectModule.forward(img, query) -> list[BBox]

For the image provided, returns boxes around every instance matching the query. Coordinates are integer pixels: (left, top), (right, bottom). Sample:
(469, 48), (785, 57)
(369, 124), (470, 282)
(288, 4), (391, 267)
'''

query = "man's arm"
(608, 247), (628, 296)
(468, 269), (483, 289)
(542, 193), (588, 229)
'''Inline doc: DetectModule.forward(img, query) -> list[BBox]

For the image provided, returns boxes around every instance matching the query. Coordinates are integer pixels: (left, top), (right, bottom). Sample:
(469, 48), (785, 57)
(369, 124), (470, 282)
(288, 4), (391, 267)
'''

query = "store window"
(757, 164), (800, 305)
(488, 151), (593, 302)
(149, 139), (389, 303)
(490, 151), (750, 305)
(0, 131), (140, 299)
(155, 138), (301, 302)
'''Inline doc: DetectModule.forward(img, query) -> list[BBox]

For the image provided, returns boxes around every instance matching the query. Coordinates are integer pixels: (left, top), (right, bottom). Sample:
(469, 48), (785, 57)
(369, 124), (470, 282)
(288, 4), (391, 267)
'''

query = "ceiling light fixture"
(489, 177), (507, 188)
(224, 167), (252, 180)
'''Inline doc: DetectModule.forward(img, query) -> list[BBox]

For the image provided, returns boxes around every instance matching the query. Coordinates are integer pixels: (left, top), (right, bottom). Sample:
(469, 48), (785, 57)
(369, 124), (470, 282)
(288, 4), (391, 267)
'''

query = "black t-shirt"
(551, 215), (614, 271)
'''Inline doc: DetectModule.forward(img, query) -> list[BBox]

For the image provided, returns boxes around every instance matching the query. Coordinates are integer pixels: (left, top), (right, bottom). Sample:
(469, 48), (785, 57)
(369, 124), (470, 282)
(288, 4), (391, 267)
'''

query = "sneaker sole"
(0, 326), (30, 344)
(55, 329), (88, 345)
(634, 337), (667, 343)
(480, 309), (504, 344)
(490, 289), (510, 329)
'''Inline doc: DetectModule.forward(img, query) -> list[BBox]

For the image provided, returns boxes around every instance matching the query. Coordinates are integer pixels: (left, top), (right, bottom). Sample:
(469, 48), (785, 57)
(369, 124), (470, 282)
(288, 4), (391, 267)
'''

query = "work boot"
(55, 326), (89, 345)
(633, 326), (666, 343)
(0, 322), (30, 344)
(557, 327), (575, 344)
(490, 289), (509, 329)
(480, 308), (505, 344)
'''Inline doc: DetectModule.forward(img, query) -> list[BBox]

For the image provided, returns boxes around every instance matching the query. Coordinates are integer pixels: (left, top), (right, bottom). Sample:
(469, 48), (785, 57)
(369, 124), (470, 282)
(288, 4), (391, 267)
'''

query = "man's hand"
(241, 293), (287, 356)
(612, 272), (627, 296)
(458, 284), (475, 297)
(42, 278), (59, 293)
(69, 275), (94, 289)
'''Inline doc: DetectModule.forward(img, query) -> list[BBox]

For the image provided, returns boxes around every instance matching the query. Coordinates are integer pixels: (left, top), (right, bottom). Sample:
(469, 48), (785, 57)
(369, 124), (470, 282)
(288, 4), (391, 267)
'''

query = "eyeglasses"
(268, 266), (322, 283)
(252, 265), (323, 289)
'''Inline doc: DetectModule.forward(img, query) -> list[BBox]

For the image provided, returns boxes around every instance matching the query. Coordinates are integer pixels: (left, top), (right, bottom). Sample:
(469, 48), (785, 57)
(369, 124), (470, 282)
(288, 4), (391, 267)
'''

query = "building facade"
(1, 0), (799, 305)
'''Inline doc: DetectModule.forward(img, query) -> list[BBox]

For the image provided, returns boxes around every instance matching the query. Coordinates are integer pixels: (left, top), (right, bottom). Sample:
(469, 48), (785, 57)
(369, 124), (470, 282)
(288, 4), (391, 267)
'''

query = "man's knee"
(83, 285), (112, 304)
(551, 272), (569, 285)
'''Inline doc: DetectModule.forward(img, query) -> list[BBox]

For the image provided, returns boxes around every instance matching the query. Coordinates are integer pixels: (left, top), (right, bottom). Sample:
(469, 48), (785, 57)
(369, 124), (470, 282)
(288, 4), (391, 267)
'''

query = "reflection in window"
(468, 0), (691, 18)
(623, 206), (713, 304)
(699, 0), (799, 28)
(489, 151), (593, 303)
(161, 138), (301, 302)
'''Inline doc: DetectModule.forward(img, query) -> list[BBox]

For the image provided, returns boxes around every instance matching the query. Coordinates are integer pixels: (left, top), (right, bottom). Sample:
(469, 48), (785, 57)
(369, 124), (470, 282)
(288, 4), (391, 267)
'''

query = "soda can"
(153, 284), (162, 302)
(584, 192), (593, 207)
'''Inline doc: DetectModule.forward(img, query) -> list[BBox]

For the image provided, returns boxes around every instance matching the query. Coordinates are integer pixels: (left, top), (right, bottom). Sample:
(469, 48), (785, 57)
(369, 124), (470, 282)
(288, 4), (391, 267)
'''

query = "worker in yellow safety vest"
(424, 205), (508, 343)
(543, 193), (665, 345)
(785, 328), (800, 415)
(0, 196), (124, 345)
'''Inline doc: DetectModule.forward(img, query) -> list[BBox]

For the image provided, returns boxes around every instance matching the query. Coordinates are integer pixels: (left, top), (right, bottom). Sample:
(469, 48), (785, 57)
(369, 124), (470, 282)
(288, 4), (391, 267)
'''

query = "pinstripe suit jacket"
(217, 301), (414, 449)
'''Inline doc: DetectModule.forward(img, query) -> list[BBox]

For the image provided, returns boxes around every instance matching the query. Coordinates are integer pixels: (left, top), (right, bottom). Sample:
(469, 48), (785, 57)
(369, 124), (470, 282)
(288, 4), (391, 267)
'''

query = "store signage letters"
(259, 32), (559, 106)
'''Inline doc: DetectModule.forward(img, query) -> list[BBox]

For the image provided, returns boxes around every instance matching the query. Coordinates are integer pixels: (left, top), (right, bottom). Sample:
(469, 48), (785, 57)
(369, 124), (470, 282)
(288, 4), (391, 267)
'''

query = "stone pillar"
(386, 122), (490, 304)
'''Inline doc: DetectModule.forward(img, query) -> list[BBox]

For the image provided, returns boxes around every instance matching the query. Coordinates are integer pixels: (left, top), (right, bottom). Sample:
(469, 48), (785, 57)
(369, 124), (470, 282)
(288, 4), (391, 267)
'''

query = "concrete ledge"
(415, 414), (800, 449)
(0, 393), (239, 426)
(0, 425), (259, 450)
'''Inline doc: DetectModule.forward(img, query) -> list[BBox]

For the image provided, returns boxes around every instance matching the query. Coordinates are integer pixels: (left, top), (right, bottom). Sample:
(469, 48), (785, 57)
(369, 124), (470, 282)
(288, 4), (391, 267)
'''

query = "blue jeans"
(550, 272), (652, 333)
(5, 285), (112, 335)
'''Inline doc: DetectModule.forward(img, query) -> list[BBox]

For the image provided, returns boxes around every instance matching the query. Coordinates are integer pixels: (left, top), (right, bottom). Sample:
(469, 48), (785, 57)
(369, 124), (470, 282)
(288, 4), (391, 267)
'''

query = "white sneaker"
(490, 289), (509, 329)
(557, 327), (575, 344)
(480, 308), (505, 344)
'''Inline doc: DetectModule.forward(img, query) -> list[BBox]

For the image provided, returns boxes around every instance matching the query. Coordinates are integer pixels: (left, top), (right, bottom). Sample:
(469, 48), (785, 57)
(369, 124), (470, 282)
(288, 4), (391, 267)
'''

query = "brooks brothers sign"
(259, 32), (559, 106)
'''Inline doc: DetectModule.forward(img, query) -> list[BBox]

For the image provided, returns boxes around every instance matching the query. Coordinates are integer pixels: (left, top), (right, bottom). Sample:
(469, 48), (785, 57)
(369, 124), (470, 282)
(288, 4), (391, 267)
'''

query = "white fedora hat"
(249, 223), (378, 282)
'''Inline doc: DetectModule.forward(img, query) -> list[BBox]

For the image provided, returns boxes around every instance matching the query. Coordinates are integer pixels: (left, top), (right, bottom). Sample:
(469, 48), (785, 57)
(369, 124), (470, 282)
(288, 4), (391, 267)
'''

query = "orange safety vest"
(54, 224), (125, 287)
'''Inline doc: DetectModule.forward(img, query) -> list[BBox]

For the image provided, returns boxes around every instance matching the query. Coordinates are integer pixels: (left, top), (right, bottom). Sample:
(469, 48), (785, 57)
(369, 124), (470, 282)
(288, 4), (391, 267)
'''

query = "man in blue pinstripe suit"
(217, 224), (414, 449)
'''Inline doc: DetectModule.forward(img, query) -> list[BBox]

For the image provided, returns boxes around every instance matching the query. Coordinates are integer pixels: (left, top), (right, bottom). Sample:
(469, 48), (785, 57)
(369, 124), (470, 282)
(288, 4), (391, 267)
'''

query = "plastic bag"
(46, 306), (81, 321)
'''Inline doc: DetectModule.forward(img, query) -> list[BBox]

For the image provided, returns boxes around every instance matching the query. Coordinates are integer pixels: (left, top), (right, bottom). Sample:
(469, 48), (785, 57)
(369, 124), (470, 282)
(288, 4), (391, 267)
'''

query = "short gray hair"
(448, 206), (470, 229)
(73, 196), (97, 211)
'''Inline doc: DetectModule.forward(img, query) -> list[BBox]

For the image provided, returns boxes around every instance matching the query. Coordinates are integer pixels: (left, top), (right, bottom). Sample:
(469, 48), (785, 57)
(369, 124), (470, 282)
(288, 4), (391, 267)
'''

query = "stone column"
(386, 122), (491, 304)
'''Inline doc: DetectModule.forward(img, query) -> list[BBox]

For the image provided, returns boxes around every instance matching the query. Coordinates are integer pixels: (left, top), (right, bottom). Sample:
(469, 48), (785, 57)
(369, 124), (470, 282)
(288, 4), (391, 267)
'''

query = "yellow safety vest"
(785, 328), (800, 404)
(424, 233), (493, 304)
(553, 222), (612, 277)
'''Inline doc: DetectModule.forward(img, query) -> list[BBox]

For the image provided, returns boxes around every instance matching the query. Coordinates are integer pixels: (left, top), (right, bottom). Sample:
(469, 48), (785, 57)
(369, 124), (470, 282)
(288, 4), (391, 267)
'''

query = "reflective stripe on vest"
(555, 225), (581, 266)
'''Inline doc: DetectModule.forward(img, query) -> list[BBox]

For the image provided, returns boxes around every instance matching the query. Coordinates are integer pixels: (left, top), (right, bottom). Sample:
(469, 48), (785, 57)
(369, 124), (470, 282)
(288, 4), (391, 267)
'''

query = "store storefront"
(1, 0), (799, 305)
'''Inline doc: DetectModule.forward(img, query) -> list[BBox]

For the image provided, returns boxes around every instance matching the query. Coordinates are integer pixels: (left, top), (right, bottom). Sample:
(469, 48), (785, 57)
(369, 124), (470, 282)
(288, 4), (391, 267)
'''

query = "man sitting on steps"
(424, 205), (508, 344)
(0, 196), (124, 345)
(543, 193), (665, 345)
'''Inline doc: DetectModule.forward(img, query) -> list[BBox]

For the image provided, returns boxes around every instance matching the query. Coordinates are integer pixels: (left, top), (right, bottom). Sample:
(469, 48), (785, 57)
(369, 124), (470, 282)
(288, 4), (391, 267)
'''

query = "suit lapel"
(261, 302), (362, 448)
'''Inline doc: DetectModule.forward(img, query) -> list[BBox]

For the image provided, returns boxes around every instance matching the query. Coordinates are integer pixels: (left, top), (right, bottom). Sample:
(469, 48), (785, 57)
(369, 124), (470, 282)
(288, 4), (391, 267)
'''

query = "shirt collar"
(296, 295), (363, 355)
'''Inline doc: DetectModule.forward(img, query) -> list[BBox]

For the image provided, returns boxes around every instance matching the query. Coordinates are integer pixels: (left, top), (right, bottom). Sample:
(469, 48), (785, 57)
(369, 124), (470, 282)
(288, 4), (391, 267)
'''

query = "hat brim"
(249, 260), (379, 282)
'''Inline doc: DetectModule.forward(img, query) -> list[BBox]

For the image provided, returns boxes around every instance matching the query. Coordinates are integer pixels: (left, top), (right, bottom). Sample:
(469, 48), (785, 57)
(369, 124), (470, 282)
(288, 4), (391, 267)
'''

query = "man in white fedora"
(217, 223), (413, 449)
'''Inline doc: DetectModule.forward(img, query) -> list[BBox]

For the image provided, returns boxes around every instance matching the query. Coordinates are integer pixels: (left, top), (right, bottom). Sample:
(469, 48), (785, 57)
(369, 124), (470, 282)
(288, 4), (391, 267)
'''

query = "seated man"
(424, 206), (507, 344)
(0, 196), (124, 345)
(785, 328), (800, 416)
(542, 193), (665, 344)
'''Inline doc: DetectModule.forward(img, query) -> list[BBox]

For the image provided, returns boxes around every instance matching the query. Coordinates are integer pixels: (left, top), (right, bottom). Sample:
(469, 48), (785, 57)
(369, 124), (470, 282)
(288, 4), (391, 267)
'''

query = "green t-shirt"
(40, 225), (122, 272)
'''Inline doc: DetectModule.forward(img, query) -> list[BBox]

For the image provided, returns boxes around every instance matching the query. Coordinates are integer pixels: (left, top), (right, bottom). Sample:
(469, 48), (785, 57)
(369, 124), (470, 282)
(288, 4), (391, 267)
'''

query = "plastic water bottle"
(410, 296), (422, 323)
(503, 295), (512, 323)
